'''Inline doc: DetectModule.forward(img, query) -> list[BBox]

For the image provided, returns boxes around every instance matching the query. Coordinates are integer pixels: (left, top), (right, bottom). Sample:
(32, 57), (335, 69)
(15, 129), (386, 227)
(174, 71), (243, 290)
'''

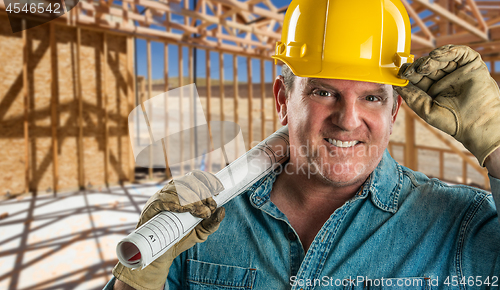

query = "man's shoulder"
(398, 165), (492, 209)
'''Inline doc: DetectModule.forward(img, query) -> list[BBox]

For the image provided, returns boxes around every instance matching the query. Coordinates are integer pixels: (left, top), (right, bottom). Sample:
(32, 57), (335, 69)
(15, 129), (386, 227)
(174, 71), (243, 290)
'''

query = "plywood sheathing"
(0, 15), (25, 196)
(0, 16), (130, 196)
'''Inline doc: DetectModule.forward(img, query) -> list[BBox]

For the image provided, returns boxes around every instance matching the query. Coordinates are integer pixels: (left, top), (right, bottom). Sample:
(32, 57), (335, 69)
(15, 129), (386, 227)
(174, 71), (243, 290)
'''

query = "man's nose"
(333, 100), (361, 131)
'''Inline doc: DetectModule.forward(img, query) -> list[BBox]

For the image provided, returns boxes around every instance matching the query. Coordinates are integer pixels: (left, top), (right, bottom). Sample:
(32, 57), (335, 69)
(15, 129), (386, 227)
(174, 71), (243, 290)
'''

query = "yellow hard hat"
(272, 0), (414, 86)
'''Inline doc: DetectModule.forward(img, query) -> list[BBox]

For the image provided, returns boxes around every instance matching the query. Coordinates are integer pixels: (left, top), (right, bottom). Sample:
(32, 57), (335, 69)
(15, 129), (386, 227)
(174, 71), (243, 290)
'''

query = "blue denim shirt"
(105, 151), (500, 289)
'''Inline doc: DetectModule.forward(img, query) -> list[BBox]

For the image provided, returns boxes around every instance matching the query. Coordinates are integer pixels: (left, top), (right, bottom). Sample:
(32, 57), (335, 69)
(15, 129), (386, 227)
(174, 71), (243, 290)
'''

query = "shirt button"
(287, 232), (297, 241)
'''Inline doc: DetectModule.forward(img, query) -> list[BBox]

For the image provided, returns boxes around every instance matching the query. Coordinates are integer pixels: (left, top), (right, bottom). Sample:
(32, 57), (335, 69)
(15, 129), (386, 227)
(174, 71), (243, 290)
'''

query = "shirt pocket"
(344, 277), (432, 290)
(186, 259), (257, 290)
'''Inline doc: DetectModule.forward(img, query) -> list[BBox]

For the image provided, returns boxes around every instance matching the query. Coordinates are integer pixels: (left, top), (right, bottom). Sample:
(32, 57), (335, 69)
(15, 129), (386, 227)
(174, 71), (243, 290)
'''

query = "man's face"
(275, 76), (401, 187)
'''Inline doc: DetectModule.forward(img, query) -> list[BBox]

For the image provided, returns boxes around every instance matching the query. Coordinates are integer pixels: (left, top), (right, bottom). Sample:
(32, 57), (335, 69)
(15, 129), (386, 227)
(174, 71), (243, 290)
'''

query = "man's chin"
(317, 171), (366, 187)
(309, 162), (369, 187)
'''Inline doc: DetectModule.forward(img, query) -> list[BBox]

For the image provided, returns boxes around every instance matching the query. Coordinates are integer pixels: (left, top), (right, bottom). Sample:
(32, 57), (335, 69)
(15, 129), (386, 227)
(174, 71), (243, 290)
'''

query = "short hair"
(281, 64), (399, 112)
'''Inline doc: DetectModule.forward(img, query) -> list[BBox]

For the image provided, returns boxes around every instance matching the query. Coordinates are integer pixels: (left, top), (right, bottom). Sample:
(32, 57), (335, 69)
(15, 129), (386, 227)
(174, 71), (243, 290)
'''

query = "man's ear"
(393, 95), (402, 121)
(273, 76), (288, 125)
(390, 94), (403, 135)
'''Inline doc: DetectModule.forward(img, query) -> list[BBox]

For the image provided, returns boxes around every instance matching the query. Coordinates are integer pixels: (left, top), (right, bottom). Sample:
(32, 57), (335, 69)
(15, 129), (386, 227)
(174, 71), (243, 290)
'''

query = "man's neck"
(270, 161), (367, 252)
(271, 161), (365, 210)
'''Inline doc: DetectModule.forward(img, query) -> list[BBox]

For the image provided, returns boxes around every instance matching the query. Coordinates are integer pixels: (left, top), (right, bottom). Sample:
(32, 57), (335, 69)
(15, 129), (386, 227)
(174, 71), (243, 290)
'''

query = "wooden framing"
(219, 51), (225, 168)
(1, 16), (132, 196)
(50, 23), (59, 194)
(260, 58), (265, 140)
(206, 49), (213, 172)
(247, 57), (253, 148)
(233, 53), (239, 156)
(77, 28), (84, 189)
(2, 0), (500, 196)
(127, 36), (136, 182)
(163, 42), (171, 179)
(400, 104), (490, 190)
(22, 20), (29, 194)
(178, 45), (184, 176)
(404, 104), (417, 171)
(146, 39), (153, 179)
(188, 46), (194, 171)
(103, 33), (110, 185)
(2, 0), (500, 59)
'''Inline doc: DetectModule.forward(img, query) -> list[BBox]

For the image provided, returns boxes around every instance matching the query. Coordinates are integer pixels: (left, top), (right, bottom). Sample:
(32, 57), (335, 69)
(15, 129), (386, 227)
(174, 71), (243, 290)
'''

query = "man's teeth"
(327, 138), (359, 148)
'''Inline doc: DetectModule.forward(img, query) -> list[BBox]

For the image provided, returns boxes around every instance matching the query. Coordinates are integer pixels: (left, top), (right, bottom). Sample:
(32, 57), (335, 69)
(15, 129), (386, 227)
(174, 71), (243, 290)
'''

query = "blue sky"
(135, 41), (280, 82)
(134, 0), (290, 82)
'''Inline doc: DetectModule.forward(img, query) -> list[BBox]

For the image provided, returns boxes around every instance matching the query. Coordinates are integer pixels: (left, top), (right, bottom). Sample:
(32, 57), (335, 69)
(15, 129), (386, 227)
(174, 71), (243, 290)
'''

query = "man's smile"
(324, 138), (361, 148)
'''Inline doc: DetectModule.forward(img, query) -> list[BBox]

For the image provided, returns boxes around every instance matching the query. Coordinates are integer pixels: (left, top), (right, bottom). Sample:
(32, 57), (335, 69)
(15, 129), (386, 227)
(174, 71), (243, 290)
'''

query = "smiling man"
(270, 73), (402, 252)
(106, 0), (500, 289)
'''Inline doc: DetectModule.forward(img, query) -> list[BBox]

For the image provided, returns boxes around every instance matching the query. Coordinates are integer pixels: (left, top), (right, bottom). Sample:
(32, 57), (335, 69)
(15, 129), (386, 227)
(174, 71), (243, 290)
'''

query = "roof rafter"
(2, 0), (500, 61)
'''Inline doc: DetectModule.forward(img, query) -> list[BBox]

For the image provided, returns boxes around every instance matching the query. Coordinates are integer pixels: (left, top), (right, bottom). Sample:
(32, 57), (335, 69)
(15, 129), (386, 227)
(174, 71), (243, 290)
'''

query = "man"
(106, 0), (500, 289)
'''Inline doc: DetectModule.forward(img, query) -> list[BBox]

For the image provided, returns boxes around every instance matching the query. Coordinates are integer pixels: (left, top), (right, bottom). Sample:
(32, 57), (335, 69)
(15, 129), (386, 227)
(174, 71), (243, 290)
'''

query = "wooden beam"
(247, 57), (253, 148)
(260, 58), (265, 140)
(128, 36), (137, 182)
(0, 10), (274, 60)
(403, 105), (487, 176)
(404, 104), (418, 170)
(22, 20), (30, 194)
(465, 0), (488, 31)
(50, 23), (59, 195)
(209, 0), (284, 22)
(413, 0), (489, 41)
(163, 42), (172, 179)
(179, 45), (184, 176)
(103, 33), (110, 185)
(412, 34), (436, 48)
(233, 53), (239, 158)
(219, 51), (226, 168)
(402, 0), (435, 42)
(435, 30), (482, 47)
(188, 46), (194, 171)
(206, 49), (213, 172)
(77, 28), (85, 189)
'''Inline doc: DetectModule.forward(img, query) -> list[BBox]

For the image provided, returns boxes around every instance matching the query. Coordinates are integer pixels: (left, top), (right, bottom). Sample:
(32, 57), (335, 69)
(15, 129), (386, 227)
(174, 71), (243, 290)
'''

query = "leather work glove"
(112, 170), (225, 290)
(394, 44), (500, 166)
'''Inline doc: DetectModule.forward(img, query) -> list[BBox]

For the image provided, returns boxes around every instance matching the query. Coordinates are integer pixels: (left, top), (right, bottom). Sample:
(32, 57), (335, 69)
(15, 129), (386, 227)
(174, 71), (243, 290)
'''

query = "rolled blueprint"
(116, 126), (290, 269)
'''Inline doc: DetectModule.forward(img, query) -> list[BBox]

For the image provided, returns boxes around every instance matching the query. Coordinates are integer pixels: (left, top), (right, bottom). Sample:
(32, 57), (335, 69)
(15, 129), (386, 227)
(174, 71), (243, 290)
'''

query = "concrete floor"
(0, 181), (166, 290)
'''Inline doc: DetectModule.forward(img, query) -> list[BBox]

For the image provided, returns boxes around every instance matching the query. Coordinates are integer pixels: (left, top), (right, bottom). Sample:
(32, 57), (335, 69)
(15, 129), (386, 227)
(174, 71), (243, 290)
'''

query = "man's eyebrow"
(306, 78), (339, 92)
(364, 88), (389, 96)
(306, 78), (390, 96)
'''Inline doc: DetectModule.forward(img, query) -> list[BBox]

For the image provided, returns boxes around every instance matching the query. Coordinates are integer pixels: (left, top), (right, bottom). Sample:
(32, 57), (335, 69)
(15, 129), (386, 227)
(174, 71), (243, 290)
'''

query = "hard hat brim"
(273, 56), (409, 87)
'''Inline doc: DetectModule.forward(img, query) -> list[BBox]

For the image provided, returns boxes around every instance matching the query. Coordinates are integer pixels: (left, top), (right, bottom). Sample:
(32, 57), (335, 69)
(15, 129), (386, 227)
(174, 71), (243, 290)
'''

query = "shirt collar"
(363, 149), (403, 213)
(249, 149), (402, 213)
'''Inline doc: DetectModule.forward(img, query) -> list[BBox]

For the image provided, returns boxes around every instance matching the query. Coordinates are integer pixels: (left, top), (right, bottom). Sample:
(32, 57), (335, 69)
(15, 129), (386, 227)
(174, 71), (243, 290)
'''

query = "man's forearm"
(485, 147), (500, 180)
(113, 279), (164, 290)
(114, 280), (136, 290)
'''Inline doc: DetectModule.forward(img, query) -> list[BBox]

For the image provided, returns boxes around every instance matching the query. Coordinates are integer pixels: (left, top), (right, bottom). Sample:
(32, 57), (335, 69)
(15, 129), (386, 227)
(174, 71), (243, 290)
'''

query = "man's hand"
(394, 45), (500, 166)
(112, 170), (225, 290)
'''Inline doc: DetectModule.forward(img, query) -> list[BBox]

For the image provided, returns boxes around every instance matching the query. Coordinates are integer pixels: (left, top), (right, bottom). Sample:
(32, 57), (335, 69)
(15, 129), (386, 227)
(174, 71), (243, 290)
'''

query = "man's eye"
(365, 95), (379, 102)
(314, 90), (332, 97)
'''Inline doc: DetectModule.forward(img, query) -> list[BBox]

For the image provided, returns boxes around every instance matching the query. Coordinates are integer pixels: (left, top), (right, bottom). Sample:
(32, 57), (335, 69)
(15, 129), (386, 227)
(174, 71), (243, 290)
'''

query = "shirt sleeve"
(489, 174), (500, 224)
(164, 252), (186, 289)
(102, 277), (116, 290)
(459, 176), (500, 280)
